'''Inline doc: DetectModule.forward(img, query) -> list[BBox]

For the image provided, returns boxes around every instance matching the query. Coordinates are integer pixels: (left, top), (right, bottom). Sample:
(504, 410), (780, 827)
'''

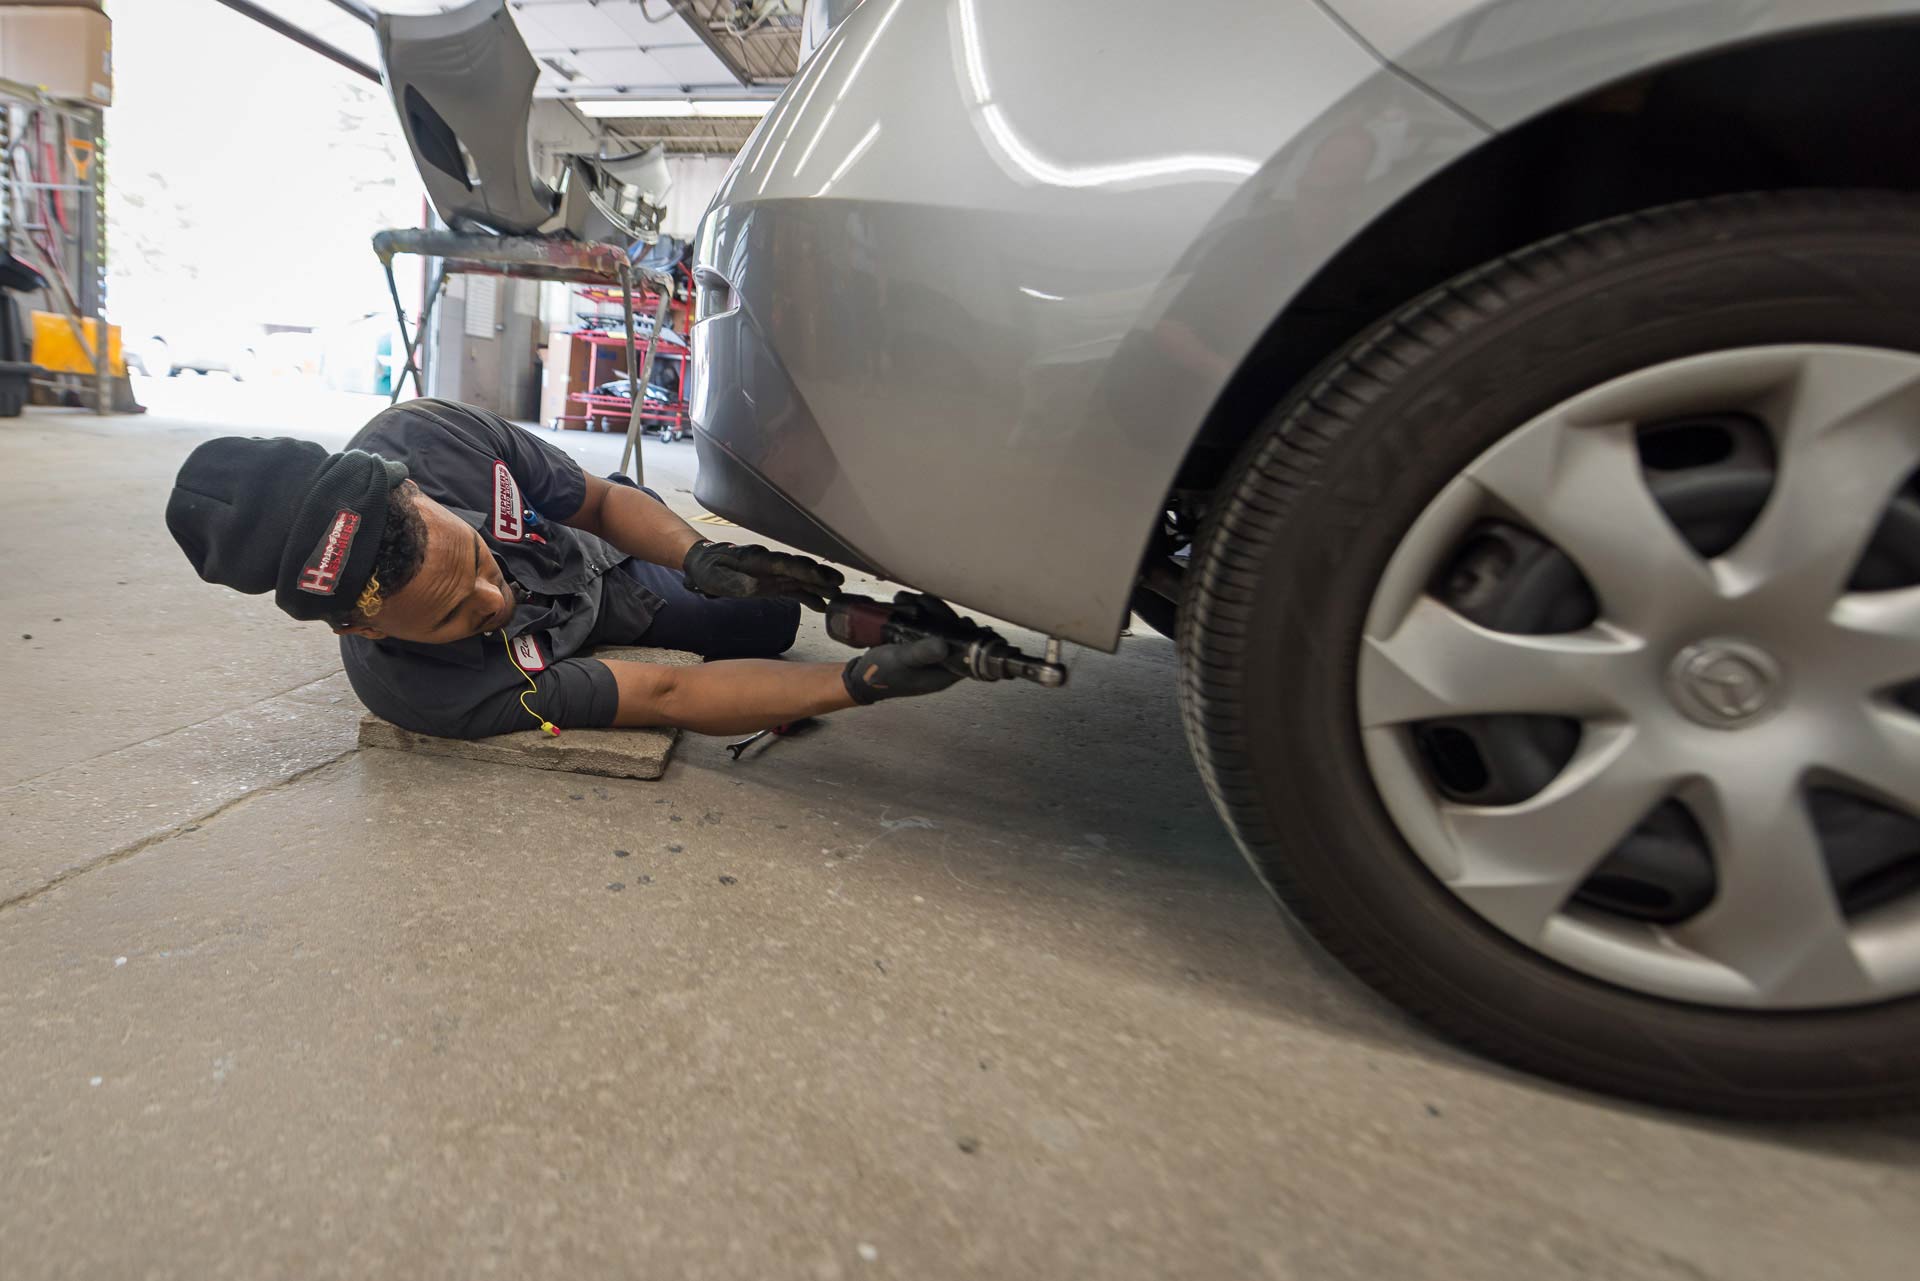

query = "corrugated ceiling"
(518, 0), (802, 95)
(599, 115), (763, 153)
(225, 0), (801, 152)
(235, 0), (801, 95)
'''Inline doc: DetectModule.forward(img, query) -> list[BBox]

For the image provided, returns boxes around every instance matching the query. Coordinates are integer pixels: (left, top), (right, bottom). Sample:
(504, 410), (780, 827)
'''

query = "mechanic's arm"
(600, 637), (958, 735)
(561, 472), (703, 568)
(562, 474), (845, 606)
(604, 659), (852, 735)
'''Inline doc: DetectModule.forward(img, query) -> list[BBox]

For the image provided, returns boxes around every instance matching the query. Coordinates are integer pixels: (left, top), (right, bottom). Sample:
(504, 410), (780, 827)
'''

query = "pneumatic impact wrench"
(726, 592), (1068, 761)
(824, 592), (1069, 688)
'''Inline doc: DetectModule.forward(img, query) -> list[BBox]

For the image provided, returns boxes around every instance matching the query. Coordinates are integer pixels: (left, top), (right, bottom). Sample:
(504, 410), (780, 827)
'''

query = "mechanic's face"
(332, 485), (515, 644)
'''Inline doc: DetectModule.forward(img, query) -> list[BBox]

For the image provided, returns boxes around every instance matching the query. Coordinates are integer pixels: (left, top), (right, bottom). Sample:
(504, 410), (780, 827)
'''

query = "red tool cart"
(555, 274), (692, 442)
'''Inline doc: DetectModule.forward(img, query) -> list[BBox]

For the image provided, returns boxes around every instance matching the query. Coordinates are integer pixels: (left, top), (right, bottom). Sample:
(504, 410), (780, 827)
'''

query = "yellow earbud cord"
(501, 631), (560, 736)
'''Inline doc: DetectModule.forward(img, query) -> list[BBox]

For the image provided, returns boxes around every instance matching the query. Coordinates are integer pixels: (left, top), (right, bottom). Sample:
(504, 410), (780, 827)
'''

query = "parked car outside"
(151, 325), (260, 380)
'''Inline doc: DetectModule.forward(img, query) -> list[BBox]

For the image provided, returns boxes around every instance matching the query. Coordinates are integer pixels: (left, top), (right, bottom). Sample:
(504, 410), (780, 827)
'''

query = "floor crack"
(0, 668), (345, 792)
(0, 750), (358, 915)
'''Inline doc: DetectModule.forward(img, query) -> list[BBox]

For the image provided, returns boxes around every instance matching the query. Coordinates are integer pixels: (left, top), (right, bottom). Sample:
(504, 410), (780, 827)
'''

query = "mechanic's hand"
(682, 540), (845, 609)
(842, 636), (963, 705)
(890, 590), (973, 633)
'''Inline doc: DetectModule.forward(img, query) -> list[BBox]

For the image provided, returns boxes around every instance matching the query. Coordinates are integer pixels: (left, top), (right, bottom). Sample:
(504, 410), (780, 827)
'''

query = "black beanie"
(166, 438), (409, 622)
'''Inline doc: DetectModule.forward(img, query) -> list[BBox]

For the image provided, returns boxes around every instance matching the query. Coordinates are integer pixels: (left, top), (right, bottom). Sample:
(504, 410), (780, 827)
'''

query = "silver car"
(690, 0), (1920, 1114)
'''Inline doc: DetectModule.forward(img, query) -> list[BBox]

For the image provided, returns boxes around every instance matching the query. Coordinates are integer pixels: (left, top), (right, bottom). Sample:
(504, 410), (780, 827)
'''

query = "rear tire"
(1180, 191), (1920, 1116)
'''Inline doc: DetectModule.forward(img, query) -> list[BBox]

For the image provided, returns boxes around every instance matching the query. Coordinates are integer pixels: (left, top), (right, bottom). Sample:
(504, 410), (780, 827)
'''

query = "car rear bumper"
(692, 429), (881, 577)
(688, 281), (885, 577)
(685, 0), (1469, 648)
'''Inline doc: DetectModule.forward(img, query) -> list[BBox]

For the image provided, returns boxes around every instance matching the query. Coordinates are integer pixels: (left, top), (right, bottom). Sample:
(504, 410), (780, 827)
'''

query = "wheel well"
(1174, 20), (1920, 496)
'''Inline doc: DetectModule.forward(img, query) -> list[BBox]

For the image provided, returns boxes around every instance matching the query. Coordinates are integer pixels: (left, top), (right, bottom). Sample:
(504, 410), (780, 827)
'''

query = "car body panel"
(1325, 0), (1920, 128)
(378, 0), (556, 235)
(693, 0), (1920, 649)
(693, 0), (1486, 646)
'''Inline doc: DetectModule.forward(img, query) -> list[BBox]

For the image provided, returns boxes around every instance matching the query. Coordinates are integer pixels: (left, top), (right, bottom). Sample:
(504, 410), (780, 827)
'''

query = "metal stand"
(0, 77), (110, 413)
(372, 229), (673, 485)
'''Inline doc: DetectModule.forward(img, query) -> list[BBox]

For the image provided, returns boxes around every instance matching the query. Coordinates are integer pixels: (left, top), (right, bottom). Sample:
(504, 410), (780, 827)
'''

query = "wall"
(426, 273), (542, 420)
(661, 155), (733, 239)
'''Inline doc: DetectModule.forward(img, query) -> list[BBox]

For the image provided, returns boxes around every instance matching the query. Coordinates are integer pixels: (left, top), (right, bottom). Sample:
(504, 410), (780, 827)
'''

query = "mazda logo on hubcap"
(1668, 640), (1784, 728)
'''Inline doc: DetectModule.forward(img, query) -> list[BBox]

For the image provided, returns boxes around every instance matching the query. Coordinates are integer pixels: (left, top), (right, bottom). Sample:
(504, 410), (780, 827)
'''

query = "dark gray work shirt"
(338, 399), (663, 739)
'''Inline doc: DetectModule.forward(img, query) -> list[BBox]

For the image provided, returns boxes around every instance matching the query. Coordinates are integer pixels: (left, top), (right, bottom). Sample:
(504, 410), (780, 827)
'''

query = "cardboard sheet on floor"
(356, 646), (699, 781)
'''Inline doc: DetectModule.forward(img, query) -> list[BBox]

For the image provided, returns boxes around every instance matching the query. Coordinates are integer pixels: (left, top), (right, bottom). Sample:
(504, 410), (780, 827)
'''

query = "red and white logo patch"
(297, 509), (361, 595)
(510, 634), (546, 672)
(491, 460), (524, 542)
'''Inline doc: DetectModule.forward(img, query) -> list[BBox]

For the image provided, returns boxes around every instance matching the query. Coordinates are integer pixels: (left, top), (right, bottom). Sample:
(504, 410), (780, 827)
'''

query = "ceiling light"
(577, 99), (776, 119)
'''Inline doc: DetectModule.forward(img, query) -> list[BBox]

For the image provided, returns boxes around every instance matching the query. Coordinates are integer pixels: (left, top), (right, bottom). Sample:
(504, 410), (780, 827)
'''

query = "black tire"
(1180, 191), (1920, 1117)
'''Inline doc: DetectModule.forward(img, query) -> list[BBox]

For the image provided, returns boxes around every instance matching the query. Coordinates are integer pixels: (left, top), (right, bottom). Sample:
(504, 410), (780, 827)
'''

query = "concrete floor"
(3, 383), (1917, 1280)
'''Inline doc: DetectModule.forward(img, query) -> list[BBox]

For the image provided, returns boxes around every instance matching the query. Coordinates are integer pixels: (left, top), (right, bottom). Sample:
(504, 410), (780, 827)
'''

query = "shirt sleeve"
(401, 398), (589, 523)
(343, 642), (620, 740)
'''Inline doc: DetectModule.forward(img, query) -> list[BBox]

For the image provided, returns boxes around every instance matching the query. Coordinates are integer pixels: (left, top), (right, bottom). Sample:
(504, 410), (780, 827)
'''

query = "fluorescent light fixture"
(577, 99), (776, 119)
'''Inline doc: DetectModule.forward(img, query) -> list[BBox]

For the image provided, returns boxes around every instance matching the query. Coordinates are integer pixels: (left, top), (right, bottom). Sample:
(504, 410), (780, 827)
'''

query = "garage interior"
(3, 3), (1918, 1279)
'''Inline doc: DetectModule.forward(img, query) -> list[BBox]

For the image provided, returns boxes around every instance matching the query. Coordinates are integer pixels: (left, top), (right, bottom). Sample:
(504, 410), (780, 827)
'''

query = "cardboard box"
(0, 8), (111, 106)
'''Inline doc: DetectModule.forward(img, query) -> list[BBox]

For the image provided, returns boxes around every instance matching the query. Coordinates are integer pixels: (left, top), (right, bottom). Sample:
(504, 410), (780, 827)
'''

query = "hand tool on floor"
(824, 592), (1069, 688)
(725, 719), (813, 760)
(726, 725), (782, 759)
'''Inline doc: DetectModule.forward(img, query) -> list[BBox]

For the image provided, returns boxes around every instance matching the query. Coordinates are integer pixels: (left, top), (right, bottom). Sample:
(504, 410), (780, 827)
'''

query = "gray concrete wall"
(426, 274), (542, 420)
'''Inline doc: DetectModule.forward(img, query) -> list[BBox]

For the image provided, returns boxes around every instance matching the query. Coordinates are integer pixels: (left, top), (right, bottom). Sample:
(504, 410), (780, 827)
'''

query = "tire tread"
(1179, 190), (1920, 1117)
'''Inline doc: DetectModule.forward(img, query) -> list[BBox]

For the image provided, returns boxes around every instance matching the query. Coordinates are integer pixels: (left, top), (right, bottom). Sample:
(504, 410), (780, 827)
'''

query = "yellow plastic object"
(30, 312), (125, 376)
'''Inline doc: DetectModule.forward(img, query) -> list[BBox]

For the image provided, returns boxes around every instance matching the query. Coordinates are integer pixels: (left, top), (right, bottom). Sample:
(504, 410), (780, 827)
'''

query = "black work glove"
(890, 590), (972, 634)
(681, 540), (845, 610)
(843, 636), (964, 705)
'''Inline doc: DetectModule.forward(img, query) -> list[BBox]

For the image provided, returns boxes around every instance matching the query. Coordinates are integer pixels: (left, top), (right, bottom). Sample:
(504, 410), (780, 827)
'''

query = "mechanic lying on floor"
(165, 398), (959, 738)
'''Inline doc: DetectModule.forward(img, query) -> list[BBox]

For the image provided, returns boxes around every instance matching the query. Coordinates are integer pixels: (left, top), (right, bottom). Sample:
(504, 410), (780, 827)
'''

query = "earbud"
(501, 631), (560, 736)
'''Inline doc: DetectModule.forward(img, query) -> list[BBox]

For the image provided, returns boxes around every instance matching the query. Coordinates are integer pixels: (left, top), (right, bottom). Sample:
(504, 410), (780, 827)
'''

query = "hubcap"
(1359, 346), (1920, 1010)
(1667, 639), (1783, 728)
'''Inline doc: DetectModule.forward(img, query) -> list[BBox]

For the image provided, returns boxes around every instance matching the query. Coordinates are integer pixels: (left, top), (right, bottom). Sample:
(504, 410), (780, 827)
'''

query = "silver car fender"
(1328, 0), (1920, 129)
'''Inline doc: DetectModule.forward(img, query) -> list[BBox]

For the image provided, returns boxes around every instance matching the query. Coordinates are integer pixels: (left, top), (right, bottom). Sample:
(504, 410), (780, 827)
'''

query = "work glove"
(682, 540), (845, 610)
(888, 590), (975, 636)
(842, 636), (964, 705)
